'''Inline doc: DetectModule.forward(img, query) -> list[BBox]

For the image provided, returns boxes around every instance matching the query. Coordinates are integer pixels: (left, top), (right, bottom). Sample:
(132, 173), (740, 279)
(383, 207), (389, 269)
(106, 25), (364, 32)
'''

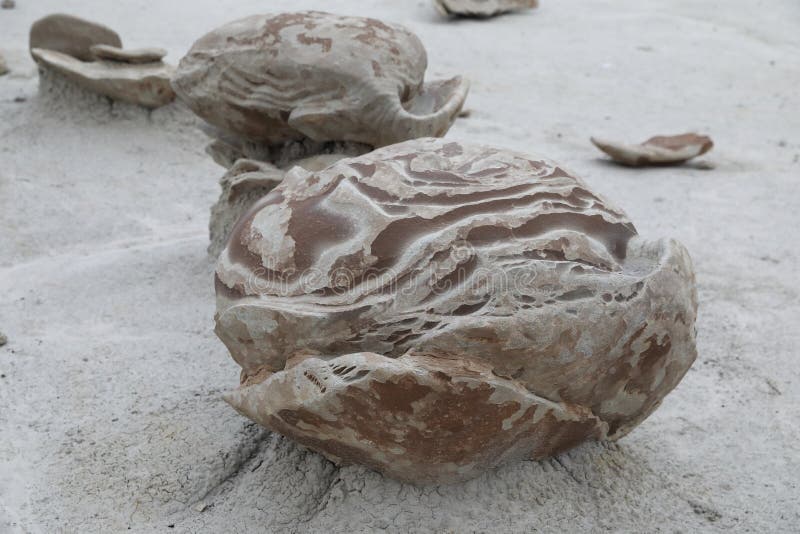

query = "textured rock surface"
(29, 13), (122, 62)
(591, 133), (714, 166)
(4, 0), (799, 530)
(227, 351), (604, 484)
(435, 0), (538, 17)
(209, 159), (284, 259)
(172, 11), (469, 147)
(89, 44), (167, 64)
(215, 137), (698, 482)
(31, 48), (175, 108)
(207, 143), (370, 257)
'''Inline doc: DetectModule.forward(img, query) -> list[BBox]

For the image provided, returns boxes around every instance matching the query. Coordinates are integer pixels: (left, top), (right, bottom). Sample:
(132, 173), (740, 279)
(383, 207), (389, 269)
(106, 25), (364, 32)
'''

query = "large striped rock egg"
(172, 12), (469, 147)
(214, 138), (698, 484)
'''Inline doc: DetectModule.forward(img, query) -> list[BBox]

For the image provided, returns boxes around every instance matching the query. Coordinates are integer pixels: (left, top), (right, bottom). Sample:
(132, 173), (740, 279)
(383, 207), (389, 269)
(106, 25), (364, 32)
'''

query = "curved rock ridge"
(215, 138), (698, 483)
(172, 11), (469, 147)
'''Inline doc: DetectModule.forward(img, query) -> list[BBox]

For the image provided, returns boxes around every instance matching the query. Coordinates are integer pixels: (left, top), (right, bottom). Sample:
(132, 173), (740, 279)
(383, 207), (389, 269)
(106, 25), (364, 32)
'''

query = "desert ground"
(1, 0), (799, 532)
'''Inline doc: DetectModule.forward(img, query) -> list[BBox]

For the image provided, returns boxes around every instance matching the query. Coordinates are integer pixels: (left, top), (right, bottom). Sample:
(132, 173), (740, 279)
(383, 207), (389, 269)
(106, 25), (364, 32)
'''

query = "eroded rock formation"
(30, 14), (121, 62)
(29, 14), (175, 108)
(214, 138), (698, 484)
(173, 11), (469, 147)
(174, 12), (469, 255)
(32, 48), (175, 108)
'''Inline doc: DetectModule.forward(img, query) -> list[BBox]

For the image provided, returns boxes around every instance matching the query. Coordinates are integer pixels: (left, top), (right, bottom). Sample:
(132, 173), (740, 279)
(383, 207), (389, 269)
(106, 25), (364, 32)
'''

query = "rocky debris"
(0, 331), (7, 346)
(215, 137), (698, 484)
(434, 0), (538, 17)
(29, 13), (122, 62)
(89, 44), (167, 64)
(173, 11), (469, 148)
(31, 48), (175, 108)
(591, 133), (714, 166)
(0, 53), (8, 76)
(1, 0), (15, 9)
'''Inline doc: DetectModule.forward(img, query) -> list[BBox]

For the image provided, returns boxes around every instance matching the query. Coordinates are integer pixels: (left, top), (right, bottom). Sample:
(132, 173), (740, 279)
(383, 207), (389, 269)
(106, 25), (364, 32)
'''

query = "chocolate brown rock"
(591, 133), (714, 166)
(435, 0), (539, 17)
(215, 138), (698, 483)
(29, 14), (122, 62)
(172, 12), (469, 147)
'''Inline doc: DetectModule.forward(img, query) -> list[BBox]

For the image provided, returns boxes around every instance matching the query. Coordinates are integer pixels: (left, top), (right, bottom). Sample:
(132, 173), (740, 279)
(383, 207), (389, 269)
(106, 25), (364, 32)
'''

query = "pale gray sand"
(1, 1), (799, 532)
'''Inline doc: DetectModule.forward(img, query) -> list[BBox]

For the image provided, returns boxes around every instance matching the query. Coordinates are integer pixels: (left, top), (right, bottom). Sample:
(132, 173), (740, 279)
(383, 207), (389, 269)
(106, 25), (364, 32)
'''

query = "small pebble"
(193, 501), (209, 512)
(1, 0), (15, 9)
(0, 332), (8, 346)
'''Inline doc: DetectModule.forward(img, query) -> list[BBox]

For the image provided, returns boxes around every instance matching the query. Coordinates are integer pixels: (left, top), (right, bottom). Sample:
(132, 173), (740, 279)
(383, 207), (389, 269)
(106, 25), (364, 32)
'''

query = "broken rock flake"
(591, 133), (714, 166)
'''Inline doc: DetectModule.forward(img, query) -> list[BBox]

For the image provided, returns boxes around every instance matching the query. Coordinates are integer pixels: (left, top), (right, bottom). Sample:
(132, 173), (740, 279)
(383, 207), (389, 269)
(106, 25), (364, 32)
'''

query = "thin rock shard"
(591, 133), (714, 166)
(434, 0), (539, 18)
(89, 44), (167, 64)
(215, 138), (698, 484)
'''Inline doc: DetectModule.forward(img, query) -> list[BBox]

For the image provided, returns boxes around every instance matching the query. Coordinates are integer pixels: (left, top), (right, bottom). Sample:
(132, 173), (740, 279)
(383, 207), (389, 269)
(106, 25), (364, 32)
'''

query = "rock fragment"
(434, 0), (538, 17)
(591, 133), (714, 166)
(215, 137), (699, 483)
(89, 44), (167, 64)
(1, 0), (15, 9)
(0, 54), (8, 76)
(29, 13), (122, 62)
